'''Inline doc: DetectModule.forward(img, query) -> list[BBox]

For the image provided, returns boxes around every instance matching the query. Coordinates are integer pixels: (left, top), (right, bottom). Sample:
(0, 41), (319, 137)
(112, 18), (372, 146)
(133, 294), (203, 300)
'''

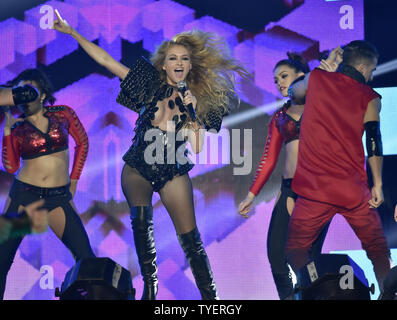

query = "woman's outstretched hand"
(51, 8), (130, 80)
(52, 9), (74, 35)
(238, 192), (255, 218)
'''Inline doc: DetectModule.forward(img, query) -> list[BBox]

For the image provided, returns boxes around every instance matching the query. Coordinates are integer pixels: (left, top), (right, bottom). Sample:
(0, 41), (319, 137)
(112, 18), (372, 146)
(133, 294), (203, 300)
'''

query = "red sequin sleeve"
(2, 131), (21, 174)
(63, 106), (89, 180)
(249, 112), (283, 196)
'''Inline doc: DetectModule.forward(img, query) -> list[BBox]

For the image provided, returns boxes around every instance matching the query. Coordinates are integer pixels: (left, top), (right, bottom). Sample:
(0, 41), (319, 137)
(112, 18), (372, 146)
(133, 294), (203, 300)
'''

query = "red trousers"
(286, 196), (391, 289)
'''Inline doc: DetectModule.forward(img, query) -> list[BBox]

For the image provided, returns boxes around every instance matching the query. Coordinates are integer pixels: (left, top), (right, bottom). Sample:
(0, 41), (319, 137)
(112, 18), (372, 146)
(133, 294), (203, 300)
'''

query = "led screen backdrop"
(1, 0), (394, 300)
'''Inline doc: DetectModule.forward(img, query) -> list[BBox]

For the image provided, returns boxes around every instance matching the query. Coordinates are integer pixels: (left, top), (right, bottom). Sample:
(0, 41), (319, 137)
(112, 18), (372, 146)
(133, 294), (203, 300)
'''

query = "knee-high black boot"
(177, 227), (219, 300)
(130, 206), (158, 300)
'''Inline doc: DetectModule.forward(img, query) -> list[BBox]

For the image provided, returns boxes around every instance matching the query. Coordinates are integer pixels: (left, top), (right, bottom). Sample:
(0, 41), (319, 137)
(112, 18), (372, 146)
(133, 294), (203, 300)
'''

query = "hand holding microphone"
(177, 81), (197, 121)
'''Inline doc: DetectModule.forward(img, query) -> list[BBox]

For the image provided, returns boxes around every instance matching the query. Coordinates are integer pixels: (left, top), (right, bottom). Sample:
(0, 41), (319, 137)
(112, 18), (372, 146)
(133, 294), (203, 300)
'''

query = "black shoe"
(379, 266), (397, 300)
(130, 206), (158, 300)
(178, 227), (219, 300)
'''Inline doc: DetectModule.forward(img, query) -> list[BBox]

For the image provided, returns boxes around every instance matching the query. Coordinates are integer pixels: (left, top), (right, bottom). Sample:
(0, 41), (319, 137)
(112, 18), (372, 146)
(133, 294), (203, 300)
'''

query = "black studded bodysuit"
(122, 102), (194, 192)
(116, 57), (224, 192)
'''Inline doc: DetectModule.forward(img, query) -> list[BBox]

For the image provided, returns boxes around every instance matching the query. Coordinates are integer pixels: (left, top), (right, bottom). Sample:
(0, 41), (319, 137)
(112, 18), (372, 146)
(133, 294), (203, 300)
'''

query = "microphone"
(177, 80), (197, 121)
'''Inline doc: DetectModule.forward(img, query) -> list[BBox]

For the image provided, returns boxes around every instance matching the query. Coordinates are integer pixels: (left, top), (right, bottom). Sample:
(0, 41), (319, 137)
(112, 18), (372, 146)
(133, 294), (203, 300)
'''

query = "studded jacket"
(116, 56), (226, 133)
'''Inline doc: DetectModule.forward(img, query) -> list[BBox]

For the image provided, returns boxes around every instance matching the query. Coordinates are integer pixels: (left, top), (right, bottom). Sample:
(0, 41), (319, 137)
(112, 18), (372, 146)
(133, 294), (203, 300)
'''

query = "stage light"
(295, 254), (374, 300)
(223, 98), (288, 127)
(373, 58), (397, 77)
(55, 257), (135, 300)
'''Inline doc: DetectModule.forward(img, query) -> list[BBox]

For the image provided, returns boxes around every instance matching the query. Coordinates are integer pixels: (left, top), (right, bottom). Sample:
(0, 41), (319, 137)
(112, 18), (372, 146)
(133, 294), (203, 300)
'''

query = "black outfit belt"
(281, 177), (298, 200)
(14, 179), (69, 197)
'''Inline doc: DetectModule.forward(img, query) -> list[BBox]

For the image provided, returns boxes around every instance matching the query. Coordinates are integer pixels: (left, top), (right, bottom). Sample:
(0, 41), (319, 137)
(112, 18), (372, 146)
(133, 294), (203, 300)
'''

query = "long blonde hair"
(151, 30), (249, 121)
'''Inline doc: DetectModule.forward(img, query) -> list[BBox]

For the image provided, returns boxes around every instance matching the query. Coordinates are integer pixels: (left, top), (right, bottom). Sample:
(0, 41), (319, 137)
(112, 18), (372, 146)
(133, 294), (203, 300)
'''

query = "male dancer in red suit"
(285, 40), (390, 293)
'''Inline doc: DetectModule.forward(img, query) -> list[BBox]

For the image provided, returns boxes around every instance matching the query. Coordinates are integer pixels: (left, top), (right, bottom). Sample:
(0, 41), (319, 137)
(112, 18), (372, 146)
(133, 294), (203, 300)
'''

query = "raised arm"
(2, 111), (23, 173)
(318, 46), (344, 72)
(0, 88), (14, 106)
(288, 47), (343, 103)
(0, 85), (39, 106)
(288, 72), (310, 105)
(363, 97), (383, 209)
(2, 84), (39, 172)
(52, 9), (130, 80)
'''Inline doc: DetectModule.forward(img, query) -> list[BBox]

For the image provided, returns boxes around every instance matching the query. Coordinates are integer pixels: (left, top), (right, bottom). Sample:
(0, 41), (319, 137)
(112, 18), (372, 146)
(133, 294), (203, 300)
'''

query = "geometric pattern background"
(1, 0), (383, 300)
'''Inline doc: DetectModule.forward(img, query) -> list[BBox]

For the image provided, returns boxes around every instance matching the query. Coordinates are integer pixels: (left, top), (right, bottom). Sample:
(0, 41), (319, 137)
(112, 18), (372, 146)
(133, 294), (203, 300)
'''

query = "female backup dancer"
(238, 51), (340, 300)
(53, 10), (247, 300)
(0, 69), (95, 299)
(0, 87), (48, 243)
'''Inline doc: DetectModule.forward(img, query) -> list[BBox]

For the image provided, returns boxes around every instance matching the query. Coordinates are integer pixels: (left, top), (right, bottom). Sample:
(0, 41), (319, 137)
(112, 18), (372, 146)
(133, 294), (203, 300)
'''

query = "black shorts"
(123, 143), (194, 192)
(6, 179), (72, 215)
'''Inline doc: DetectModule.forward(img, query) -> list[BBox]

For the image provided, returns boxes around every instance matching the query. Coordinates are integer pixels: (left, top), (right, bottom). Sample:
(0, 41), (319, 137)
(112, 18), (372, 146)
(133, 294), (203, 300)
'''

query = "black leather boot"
(178, 227), (219, 300)
(130, 206), (158, 300)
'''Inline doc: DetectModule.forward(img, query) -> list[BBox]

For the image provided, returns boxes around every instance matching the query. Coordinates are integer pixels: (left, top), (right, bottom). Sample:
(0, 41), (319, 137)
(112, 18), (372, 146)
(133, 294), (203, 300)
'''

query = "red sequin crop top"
(2, 105), (88, 180)
(249, 101), (301, 196)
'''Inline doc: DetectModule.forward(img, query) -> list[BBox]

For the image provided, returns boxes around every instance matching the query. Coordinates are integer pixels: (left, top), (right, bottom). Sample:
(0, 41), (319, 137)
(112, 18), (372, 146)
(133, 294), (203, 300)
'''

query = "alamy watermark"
(339, 4), (354, 30)
(40, 265), (54, 290)
(142, 121), (252, 175)
(39, 5), (55, 30)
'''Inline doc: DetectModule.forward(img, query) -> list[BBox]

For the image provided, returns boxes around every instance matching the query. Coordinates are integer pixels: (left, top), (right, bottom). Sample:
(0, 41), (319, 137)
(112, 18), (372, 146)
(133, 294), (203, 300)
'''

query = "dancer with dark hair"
(0, 68), (95, 299)
(238, 51), (339, 299)
(53, 10), (248, 300)
(286, 40), (391, 294)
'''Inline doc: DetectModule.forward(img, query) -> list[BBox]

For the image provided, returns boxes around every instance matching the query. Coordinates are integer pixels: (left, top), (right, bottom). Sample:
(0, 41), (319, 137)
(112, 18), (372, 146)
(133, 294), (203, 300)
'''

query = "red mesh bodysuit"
(249, 101), (300, 196)
(2, 105), (88, 180)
